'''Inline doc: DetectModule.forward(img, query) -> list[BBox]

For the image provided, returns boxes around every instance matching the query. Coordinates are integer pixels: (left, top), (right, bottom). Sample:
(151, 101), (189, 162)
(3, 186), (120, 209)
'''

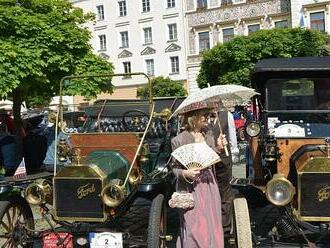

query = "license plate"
(89, 232), (123, 248)
(42, 232), (73, 248)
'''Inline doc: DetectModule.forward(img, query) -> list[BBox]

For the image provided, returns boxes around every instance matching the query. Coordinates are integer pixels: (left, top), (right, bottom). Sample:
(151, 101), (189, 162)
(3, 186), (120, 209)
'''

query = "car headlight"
(246, 122), (261, 137)
(266, 174), (295, 206)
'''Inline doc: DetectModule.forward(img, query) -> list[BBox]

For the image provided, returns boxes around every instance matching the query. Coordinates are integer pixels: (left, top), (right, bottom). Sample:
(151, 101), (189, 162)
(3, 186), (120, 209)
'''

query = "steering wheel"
(122, 109), (150, 132)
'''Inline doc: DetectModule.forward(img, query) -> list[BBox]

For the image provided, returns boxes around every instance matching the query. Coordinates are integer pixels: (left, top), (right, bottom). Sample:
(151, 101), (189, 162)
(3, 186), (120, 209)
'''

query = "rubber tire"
(147, 194), (166, 248)
(0, 199), (34, 248)
(233, 198), (253, 248)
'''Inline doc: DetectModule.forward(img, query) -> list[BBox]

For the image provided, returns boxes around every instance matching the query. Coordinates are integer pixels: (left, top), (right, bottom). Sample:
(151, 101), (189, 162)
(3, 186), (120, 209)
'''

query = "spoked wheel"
(0, 200), (34, 248)
(230, 198), (253, 248)
(147, 194), (167, 248)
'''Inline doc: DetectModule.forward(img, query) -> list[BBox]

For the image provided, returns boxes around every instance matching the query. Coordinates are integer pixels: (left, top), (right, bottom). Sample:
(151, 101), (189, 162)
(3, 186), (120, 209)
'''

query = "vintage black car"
(0, 73), (183, 248)
(236, 57), (330, 246)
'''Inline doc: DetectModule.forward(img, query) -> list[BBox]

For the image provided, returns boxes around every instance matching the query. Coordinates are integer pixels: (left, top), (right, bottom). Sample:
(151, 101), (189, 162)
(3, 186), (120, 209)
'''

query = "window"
(96, 5), (104, 21)
(143, 27), (152, 44)
(118, 1), (127, 16)
(99, 35), (106, 51)
(221, 0), (233, 5)
(197, 0), (207, 9)
(167, 0), (175, 8)
(142, 0), (150, 12)
(123, 62), (131, 74)
(222, 28), (234, 42)
(168, 24), (177, 41)
(170, 56), (179, 74)
(146, 59), (154, 76)
(310, 12), (325, 32)
(248, 24), (260, 34)
(198, 32), (210, 53)
(120, 31), (129, 48)
(275, 20), (288, 29)
(233, 0), (244, 3)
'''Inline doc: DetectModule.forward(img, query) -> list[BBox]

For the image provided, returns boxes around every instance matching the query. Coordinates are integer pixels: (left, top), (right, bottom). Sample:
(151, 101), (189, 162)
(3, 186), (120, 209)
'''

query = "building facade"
(71, 0), (186, 100)
(291, 0), (329, 33)
(185, 0), (291, 92)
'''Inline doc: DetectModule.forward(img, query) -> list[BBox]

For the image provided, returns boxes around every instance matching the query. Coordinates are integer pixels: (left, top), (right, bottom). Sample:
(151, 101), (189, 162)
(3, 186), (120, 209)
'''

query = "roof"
(85, 97), (185, 117)
(251, 56), (330, 91)
(253, 56), (330, 73)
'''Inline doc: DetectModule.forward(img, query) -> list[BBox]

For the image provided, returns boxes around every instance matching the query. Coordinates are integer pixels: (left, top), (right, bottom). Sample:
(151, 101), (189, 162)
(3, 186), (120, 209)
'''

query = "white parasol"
(200, 84), (259, 108)
(171, 84), (259, 117)
(171, 84), (259, 156)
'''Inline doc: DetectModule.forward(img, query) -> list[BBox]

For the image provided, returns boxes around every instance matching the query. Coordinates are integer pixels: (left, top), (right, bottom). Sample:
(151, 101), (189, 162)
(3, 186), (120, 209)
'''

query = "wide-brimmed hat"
(176, 101), (216, 116)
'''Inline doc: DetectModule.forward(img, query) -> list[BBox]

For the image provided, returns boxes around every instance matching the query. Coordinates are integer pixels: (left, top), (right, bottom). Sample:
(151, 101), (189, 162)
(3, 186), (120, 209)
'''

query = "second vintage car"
(235, 57), (330, 246)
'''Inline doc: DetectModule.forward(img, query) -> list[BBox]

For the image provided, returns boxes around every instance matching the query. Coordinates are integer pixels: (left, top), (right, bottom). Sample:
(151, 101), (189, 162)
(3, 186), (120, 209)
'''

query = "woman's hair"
(183, 108), (210, 131)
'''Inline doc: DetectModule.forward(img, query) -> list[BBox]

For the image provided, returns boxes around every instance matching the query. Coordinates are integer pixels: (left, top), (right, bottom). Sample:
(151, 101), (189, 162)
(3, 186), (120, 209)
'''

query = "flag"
(13, 157), (27, 179)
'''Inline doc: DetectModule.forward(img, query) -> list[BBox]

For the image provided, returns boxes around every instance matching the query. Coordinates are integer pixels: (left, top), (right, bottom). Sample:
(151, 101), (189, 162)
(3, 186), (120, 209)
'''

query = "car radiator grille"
(54, 178), (104, 221)
(299, 172), (330, 220)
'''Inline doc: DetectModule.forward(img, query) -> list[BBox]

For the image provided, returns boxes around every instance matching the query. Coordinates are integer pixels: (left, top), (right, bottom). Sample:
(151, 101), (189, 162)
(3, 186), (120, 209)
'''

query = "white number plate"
(89, 232), (123, 248)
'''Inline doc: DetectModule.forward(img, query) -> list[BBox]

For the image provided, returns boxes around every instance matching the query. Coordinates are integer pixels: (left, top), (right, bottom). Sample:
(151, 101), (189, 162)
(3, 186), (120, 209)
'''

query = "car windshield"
(266, 78), (330, 111)
(58, 74), (152, 133)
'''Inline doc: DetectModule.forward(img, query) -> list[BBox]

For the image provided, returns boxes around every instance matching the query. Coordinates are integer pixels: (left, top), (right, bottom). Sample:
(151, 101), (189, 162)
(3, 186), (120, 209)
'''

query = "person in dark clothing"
(0, 124), (17, 176)
(208, 110), (239, 227)
(23, 122), (48, 174)
(0, 108), (15, 134)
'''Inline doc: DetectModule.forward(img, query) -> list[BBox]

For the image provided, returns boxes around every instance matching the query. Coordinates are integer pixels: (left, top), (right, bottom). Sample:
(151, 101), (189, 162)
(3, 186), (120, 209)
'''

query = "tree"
(197, 28), (329, 88)
(137, 76), (187, 99)
(0, 0), (114, 130)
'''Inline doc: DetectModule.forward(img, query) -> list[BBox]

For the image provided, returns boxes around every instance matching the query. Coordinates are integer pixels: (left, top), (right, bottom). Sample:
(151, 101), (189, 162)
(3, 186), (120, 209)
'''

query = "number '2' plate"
(89, 232), (123, 248)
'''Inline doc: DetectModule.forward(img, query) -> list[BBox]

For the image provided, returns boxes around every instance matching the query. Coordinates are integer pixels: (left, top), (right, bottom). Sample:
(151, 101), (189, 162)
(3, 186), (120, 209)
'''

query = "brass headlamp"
(25, 179), (52, 205)
(101, 181), (125, 208)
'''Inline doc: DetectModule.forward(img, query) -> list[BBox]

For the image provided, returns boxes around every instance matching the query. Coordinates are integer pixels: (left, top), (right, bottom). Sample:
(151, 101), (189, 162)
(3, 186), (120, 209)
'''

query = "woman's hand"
(216, 134), (228, 151)
(182, 168), (200, 181)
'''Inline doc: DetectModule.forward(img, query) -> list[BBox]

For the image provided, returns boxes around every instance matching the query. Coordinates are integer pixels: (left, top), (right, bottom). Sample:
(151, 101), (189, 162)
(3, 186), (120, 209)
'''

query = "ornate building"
(291, 0), (329, 33)
(185, 0), (291, 92)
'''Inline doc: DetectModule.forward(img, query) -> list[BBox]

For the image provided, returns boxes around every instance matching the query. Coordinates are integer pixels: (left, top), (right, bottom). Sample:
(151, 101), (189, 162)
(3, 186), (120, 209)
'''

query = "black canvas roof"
(251, 56), (330, 91)
(85, 97), (185, 117)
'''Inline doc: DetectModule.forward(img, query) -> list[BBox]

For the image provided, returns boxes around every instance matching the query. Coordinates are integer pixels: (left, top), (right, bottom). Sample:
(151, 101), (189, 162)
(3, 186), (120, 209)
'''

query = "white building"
(184, 0), (291, 92)
(71, 0), (187, 100)
(291, 0), (329, 33)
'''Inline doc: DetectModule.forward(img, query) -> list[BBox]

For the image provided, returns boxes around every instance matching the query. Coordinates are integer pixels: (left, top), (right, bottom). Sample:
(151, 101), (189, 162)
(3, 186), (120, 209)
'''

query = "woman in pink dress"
(171, 107), (225, 248)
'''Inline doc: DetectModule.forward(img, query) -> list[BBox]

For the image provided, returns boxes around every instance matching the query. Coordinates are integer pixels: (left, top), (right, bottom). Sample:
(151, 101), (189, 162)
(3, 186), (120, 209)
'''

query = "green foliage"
(0, 0), (113, 108)
(197, 28), (329, 88)
(137, 76), (187, 99)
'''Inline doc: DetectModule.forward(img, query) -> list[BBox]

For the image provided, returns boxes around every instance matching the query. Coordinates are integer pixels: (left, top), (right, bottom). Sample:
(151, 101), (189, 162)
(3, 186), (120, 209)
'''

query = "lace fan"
(171, 142), (220, 170)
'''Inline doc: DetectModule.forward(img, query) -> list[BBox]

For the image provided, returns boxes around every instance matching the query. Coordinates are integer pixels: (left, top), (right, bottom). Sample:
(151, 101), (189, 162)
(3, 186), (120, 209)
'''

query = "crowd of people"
(0, 109), (68, 177)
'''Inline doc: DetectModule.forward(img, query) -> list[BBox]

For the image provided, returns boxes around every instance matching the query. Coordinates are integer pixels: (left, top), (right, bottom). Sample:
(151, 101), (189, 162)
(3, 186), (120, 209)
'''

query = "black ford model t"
(237, 57), (330, 246)
(0, 73), (182, 248)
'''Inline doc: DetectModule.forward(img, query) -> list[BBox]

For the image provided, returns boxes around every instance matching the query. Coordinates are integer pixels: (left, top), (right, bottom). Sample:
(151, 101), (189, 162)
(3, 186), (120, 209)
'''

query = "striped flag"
(13, 158), (27, 179)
